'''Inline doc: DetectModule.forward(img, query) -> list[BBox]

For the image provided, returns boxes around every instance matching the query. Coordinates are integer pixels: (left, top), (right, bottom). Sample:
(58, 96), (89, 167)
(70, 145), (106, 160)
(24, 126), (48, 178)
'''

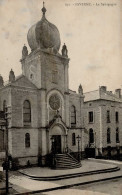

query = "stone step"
(55, 157), (77, 162)
(54, 153), (81, 169)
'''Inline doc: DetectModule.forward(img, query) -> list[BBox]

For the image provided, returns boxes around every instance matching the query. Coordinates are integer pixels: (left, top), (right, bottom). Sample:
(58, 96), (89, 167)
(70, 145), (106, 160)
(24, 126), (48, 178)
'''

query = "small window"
(25, 133), (30, 148)
(89, 112), (93, 123)
(107, 110), (110, 123)
(71, 106), (76, 126)
(72, 133), (76, 146)
(30, 74), (34, 80)
(107, 128), (111, 143)
(23, 100), (31, 124)
(89, 129), (94, 144)
(52, 71), (58, 84)
(116, 128), (119, 143)
(115, 112), (119, 123)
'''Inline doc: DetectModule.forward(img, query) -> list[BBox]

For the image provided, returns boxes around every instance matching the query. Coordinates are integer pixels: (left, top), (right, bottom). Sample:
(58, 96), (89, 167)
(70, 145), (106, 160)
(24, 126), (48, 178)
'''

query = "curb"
(18, 166), (120, 181)
(14, 174), (122, 195)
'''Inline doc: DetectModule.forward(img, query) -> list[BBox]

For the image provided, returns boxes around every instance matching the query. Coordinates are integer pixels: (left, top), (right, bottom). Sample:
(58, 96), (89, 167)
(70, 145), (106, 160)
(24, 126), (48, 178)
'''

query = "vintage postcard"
(0, 0), (122, 194)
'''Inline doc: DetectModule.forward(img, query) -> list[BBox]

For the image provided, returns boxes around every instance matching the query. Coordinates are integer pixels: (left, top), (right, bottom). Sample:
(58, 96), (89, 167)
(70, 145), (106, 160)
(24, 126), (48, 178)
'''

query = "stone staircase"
(53, 153), (81, 169)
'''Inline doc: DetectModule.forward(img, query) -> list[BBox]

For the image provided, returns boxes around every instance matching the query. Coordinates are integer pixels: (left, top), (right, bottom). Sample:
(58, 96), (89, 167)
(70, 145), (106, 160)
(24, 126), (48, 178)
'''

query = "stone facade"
(84, 87), (122, 158)
(0, 4), (122, 167)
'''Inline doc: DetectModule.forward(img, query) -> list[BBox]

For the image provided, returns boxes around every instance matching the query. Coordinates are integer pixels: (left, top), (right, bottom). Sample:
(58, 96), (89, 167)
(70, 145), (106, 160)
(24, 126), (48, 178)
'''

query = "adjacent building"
(84, 86), (122, 158)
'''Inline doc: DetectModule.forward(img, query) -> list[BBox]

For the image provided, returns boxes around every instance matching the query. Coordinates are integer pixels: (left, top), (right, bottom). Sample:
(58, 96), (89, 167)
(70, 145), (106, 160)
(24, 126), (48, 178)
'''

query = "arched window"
(107, 128), (111, 143)
(72, 133), (76, 146)
(25, 133), (30, 148)
(71, 105), (76, 126)
(89, 129), (94, 144)
(116, 128), (119, 143)
(23, 100), (31, 124)
(3, 100), (7, 112)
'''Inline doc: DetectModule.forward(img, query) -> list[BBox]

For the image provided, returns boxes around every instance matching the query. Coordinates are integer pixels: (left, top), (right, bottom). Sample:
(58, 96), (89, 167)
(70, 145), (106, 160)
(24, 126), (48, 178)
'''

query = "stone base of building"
(101, 146), (122, 160)
(10, 156), (38, 170)
(9, 147), (122, 170)
(85, 147), (122, 160)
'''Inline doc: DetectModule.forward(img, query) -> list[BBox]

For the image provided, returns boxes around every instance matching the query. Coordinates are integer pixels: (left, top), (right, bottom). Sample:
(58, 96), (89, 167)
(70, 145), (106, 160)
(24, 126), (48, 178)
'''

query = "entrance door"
(54, 135), (61, 154)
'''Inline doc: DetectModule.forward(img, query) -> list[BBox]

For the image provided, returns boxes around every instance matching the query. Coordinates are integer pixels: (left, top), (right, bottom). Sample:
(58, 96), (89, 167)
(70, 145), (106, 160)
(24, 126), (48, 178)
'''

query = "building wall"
(9, 128), (38, 165)
(100, 101), (122, 152)
(67, 92), (84, 154)
(84, 101), (101, 150)
(41, 53), (68, 93)
(84, 99), (122, 157)
(11, 87), (38, 128)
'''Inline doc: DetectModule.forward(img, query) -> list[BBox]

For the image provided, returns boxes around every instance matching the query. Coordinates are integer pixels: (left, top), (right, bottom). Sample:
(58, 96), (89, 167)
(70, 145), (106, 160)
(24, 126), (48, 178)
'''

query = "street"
(38, 178), (122, 195)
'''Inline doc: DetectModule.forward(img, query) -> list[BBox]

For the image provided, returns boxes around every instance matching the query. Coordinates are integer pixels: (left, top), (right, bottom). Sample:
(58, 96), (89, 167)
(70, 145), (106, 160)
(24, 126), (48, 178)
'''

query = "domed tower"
(27, 2), (61, 53)
(21, 2), (69, 92)
(20, 3), (71, 165)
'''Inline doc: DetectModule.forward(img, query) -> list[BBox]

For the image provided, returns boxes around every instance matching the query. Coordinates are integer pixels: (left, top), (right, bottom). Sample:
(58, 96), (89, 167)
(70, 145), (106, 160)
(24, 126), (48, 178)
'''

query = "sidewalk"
(7, 159), (122, 195)
(18, 160), (119, 180)
(88, 158), (122, 165)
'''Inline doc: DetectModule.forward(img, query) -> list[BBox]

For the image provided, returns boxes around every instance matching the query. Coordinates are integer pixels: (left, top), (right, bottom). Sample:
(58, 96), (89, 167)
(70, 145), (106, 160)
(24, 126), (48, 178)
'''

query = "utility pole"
(4, 106), (11, 195)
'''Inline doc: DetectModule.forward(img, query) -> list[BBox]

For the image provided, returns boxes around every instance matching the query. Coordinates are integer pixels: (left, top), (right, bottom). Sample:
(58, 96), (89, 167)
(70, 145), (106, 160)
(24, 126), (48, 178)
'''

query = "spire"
(22, 44), (28, 59)
(78, 84), (83, 95)
(61, 43), (68, 57)
(41, 1), (46, 17)
(9, 69), (15, 83)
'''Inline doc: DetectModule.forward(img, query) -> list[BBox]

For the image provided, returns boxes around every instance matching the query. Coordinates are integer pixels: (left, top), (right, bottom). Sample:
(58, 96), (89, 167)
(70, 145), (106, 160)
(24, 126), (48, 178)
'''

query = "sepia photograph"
(0, 0), (122, 194)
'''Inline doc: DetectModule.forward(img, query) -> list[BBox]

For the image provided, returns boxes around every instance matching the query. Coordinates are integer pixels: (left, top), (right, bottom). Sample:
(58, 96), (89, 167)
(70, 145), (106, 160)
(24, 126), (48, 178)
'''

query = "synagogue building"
(0, 4), (121, 168)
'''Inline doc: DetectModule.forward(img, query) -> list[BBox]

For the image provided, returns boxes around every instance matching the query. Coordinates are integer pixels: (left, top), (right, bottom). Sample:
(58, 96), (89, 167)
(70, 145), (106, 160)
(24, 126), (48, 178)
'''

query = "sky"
(0, 0), (121, 93)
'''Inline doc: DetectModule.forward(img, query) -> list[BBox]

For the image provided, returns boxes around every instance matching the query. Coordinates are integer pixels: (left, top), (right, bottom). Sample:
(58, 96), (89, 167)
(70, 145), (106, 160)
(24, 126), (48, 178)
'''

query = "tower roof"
(27, 2), (61, 52)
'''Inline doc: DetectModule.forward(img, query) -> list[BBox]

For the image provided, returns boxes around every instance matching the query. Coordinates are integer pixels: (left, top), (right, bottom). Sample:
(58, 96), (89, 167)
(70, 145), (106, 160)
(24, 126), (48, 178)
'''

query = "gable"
(11, 75), (37, 89)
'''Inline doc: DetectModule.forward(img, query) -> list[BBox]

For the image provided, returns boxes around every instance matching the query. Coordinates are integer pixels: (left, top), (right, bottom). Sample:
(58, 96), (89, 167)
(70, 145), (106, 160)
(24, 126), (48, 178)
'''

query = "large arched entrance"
(49, 124), (67, 154)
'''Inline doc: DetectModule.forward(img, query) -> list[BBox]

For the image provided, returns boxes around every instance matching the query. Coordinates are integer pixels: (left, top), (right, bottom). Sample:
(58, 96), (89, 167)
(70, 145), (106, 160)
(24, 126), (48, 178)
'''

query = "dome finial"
(41, 1), (46, 17)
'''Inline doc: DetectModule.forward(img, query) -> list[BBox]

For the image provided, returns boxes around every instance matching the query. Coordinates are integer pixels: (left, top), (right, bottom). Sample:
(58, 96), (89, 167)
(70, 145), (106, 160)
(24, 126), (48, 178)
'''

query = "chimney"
(115, 89), (121, 98)
(100, 86), (107, 92)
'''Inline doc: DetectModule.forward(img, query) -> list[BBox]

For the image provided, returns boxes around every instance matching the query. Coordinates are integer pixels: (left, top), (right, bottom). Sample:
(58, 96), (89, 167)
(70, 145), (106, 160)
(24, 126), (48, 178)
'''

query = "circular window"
(49, 94), (60, 110)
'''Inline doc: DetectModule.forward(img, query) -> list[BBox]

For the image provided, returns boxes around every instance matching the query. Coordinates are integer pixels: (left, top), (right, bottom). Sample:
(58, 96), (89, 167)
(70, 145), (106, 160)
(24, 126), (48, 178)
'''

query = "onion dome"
(27, 2), (61, 52)
(0, 75), (4, 87)
(9, 69), (15, 83)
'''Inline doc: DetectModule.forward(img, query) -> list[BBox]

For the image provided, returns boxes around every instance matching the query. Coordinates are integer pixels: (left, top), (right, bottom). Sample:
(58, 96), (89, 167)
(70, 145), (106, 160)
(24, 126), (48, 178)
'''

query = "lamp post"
(76, 135), (81, 162)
